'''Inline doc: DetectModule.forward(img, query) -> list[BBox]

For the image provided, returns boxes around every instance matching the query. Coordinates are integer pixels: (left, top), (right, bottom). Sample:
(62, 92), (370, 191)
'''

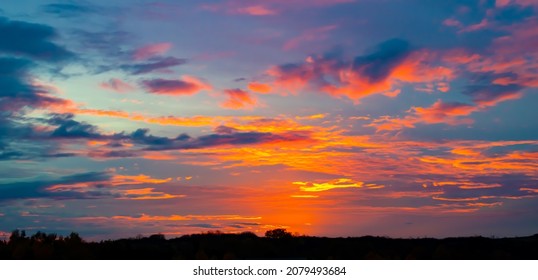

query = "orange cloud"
(368, 99), (479, 132)
(119, 188), (184, 200)
(247, 82), (272, 94)
(47, 174), (172, 191)
(111, 174), (172, 186)
(411, 100), (476, 125)
(293, 178), (383, 192)
(220, 89), (258, 109)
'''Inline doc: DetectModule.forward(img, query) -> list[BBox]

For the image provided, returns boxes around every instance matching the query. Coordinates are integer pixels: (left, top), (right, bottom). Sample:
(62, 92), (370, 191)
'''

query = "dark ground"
(2, 229), (538, 259)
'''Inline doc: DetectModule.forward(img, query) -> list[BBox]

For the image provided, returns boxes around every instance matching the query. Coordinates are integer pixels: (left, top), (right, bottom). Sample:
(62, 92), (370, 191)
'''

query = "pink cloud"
(283, 25), (338, 51)
(100, 78), (135, 93)
(133, 43), (172, 60)
(203, 0), (354, 16)
(235, 5), (276, 16)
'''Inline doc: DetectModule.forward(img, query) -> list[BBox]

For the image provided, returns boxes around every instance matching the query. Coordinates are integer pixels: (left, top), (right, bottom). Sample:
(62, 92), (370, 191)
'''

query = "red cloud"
(133, 43), (172, 60)
(141, 76), (211, 96)
(220, 88), (258, 109)
(100, 78), (135, 93)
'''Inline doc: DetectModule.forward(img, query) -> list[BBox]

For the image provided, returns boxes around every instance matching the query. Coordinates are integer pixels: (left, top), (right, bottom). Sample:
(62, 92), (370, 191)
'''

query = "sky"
(1, 0), (538, 240)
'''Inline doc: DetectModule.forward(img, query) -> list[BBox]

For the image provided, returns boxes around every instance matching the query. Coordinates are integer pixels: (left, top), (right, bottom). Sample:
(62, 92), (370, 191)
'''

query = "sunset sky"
(1, 0), (538, 240)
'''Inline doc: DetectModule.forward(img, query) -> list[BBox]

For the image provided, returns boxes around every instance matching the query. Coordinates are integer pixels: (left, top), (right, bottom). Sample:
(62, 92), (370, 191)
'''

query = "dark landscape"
(2, 229), (538, 260)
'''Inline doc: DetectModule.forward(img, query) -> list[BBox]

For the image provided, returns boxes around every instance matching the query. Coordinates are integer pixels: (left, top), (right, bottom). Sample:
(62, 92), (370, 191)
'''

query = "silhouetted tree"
(265, 228), (292, 239)
(149, 234), (166, 240)
(66, 232), (82, 243)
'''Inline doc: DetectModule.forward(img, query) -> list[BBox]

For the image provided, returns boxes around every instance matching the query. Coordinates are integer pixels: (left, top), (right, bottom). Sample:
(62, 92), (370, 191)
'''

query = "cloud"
(0, 171), (112, 201)
(100, 78), (135, 93)
(235, 5), (277, 16)
(0, 54), (74, 160)
(137, 126), (313, 151)
(42, 3), (98, 18)
(141, 76), (210, 95)
(267, 39), (454, 100)
(48, 113), (102, 139)
(203, 0), (354, 16)
(119, 187), (183, 200)
(71, 108), (218, 127)
(412, 100), (477, 125)
(0, 170), (181, 202)
(0, 16), (74, 61)
(128, 128), (178, 146)
(293, 178), (383, 192)
(368, 99), (478, 132)
(133, 42), (172, 60)
(71, 29), (130, 58)
(352, 39), (412, 83)
(247, 82), (272, 93)
(283, 25), (337, 51)
(220, 89), (258, 109)
(28, 113), (313, 159)
(121, 56), (187, 75)
(465, 83), (524, 106)
(0, 19), (75, 115)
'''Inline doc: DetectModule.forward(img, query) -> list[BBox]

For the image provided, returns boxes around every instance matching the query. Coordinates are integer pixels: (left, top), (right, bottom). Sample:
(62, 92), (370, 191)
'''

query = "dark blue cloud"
(7, 115), (311, 159)
(42, 3), (98, 18)
(352, 38), (411, 83)
(0, 16), (74, 61)
(465, 83), (523, 105)
(144, 128), (311, 151)
(129, 128), (175, 146)
(0, 18), (77, 161)
(492, 5), (534, 24)
(0, 171), (112, 201)
(48, 114), (102, 139)
(72, 29), (131, 58)
(0, 57), (35, 101)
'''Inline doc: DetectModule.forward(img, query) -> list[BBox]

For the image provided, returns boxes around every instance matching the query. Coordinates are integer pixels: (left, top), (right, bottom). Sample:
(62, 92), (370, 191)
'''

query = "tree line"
(1, 229), (538, 259)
